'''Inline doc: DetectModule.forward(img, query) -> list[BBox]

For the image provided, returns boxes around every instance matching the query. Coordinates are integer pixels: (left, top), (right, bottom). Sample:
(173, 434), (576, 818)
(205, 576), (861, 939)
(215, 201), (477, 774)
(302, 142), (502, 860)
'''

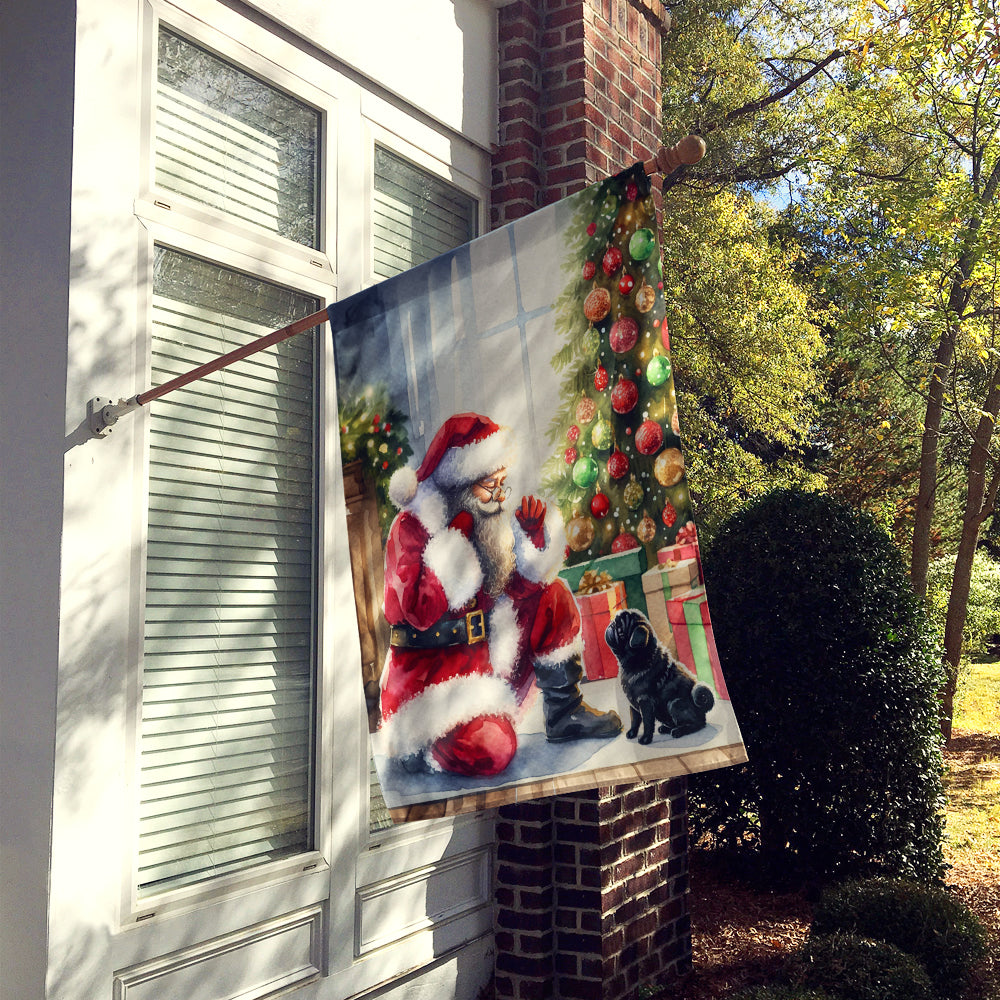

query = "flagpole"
(88, 306), (330, 437)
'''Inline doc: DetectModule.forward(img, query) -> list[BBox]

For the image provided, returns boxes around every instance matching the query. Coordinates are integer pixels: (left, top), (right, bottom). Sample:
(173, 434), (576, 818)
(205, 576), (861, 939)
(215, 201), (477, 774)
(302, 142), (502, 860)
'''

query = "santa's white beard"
(455, 487), (515, 597)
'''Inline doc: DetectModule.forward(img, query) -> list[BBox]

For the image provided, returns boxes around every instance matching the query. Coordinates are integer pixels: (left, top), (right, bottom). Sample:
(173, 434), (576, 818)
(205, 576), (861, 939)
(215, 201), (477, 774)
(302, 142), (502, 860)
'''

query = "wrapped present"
(666, 587), (729, 700)
(657, 522), (702, 579)
(641, 558), (700, 640)
(574, 577), (627, 680)
(559, 546), (648, 616)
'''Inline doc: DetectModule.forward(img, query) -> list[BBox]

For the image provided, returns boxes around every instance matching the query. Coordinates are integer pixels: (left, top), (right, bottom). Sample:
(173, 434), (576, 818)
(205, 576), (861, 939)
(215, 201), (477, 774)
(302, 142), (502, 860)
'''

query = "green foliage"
(337, 385), (412, 537)
(811, 878), (988, 999)
(927, 550), (1000, 659)
(789, 933), (934, 1000)
(691, 488), (947, 882)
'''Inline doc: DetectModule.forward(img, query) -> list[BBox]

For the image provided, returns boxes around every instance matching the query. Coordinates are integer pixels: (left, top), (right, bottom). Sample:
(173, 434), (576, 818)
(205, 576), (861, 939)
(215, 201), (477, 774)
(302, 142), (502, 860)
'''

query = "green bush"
(691, 488), (946, 882)
(790, 933), (934, 1000)
(927, 550), (1000, 659)
(811, 878), (988, 999)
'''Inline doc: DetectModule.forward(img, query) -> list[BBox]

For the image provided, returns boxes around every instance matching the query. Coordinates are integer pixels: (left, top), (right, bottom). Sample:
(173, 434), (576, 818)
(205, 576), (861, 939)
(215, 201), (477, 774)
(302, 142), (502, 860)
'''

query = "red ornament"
(635, 420), (664, 455)
(582, 260), (597, 281)
(618, 272), (635, 295)
(565, 446), (578, 464)
(611, 532), (639, 553)
(676, 521), (697, 545)
(607, 449), (629, 479)
(590, 493), (611, 519)
(662, 502), (677, 527)
(611, 376), (638, 414)
(567, 424), (580, 442)
(609, 316), (639, 353)
(626, 180), (639, 201)
(587, 222), (597, 236)
(602, 245), (623, 276)
(594, 365), (609, 391)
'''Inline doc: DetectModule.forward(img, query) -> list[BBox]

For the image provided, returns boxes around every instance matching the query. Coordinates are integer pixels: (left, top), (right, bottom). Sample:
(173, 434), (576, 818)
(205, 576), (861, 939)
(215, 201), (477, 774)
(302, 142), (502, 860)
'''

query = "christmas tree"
(543, 164), (696, 568)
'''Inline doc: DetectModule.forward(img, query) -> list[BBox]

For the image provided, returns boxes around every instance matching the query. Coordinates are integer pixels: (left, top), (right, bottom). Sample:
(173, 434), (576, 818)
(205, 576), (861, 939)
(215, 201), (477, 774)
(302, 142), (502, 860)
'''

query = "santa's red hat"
(389, 413), (515, 508)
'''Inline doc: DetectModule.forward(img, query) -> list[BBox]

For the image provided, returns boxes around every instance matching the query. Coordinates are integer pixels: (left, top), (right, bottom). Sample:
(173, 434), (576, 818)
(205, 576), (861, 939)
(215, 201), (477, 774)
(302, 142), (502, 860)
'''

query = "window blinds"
(156, 28), (320, 248)
(372, 146), (477, 280)
(139, 248), (318, 895)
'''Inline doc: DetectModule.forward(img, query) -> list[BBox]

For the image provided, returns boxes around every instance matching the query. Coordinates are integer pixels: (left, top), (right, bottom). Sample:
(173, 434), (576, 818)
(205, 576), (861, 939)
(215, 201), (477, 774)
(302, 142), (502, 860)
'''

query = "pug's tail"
(692, 683), (715, 712)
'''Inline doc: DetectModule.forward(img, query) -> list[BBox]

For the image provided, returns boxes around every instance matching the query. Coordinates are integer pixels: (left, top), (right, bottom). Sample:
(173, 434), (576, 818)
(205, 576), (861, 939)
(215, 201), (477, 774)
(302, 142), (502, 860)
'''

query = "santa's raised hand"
(515, 495), (547, 547)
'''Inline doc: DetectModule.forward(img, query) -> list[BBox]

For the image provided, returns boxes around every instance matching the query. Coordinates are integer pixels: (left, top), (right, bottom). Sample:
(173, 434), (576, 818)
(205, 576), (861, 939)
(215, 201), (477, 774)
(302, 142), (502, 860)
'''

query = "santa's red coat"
(378, 481), (582, 761)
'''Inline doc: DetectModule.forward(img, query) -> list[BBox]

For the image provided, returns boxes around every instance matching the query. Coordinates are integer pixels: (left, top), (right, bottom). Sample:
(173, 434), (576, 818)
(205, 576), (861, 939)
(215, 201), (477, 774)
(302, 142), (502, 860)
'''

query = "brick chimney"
(490, 4), (692, 999)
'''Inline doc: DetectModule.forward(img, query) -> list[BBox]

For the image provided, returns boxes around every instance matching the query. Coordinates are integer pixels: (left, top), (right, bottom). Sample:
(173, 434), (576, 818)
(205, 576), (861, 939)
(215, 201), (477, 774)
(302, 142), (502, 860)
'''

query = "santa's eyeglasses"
(473, 475), (510, 503)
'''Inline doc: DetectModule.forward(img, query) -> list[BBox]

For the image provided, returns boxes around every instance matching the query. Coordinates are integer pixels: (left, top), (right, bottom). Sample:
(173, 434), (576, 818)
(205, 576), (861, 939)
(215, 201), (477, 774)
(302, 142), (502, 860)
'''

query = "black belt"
(390, 609), (487, 649)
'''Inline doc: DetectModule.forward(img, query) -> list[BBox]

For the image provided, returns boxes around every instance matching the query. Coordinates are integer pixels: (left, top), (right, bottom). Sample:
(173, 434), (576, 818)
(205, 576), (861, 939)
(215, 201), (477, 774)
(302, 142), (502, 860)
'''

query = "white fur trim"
(388, 466), (418, 508)
(432, 427), (517, 489)
(513, 507), (567, 583)
(406, 479), (448, 535)
(423, 528), (483, 609)
(488, 596), (521, 679)
(380, 672), (519, 756)
(533, 635), (584, 667)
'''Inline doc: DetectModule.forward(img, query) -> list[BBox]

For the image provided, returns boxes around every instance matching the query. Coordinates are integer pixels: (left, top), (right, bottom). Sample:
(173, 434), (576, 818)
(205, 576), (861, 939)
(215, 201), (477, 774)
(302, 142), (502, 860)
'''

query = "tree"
(801, 0), (1000, 735)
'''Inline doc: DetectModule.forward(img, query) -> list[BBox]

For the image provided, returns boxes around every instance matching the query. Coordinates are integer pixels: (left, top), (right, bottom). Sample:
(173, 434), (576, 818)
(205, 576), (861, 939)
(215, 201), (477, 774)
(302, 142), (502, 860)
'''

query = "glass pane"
(156, 28), (320, 248)
(139, 246), (318, 895)
(372, 146), (477, 280)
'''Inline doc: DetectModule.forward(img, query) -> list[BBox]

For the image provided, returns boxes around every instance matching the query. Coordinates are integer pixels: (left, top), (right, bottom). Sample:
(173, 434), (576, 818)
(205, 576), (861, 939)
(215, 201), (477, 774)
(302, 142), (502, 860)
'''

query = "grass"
(945, 660), (1000, 870)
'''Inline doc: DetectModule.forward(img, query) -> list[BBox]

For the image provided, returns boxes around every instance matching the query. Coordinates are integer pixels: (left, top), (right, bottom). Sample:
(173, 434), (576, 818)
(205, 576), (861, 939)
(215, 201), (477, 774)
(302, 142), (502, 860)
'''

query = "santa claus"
(380, 412), (622, 777)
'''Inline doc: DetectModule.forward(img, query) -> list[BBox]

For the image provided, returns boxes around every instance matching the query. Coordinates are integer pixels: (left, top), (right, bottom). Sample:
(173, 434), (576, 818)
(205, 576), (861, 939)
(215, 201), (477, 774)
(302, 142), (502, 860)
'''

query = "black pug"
(605, 608), (715, 743)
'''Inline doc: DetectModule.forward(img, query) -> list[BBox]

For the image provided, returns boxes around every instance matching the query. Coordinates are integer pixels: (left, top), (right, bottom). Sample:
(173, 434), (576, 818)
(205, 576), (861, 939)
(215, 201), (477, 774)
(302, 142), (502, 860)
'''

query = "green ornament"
(572, 456), (599, 489)
(647, 354), (671, 386)
(582, 327), (601, 356)
(623, 479), (643, 509)
(591, 418), (612, 450)
(629, 228), (656, 261)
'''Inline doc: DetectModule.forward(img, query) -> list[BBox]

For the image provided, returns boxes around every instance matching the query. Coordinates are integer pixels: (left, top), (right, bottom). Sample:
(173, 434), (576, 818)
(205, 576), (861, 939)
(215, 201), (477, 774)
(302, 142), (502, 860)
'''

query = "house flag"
(330, 163), (746, 822)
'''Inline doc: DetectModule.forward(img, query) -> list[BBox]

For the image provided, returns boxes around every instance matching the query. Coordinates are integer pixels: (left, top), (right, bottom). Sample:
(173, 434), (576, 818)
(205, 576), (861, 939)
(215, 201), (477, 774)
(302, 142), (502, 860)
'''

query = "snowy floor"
(371, 674), (744, 812)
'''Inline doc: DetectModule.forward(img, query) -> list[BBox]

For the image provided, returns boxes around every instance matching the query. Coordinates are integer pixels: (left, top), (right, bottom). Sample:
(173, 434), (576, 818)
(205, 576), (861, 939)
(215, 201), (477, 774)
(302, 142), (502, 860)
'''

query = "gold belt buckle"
(465, 609), (486, 644)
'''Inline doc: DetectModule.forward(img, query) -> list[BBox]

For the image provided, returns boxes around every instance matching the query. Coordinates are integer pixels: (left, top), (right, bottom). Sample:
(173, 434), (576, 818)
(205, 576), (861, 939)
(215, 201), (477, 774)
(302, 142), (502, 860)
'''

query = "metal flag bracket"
(88, 395), (141, 437)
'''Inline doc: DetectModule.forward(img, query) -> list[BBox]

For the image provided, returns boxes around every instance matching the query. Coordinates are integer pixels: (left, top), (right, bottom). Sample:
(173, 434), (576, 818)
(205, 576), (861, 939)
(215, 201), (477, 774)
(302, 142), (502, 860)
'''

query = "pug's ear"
(629, 625), (649, 650)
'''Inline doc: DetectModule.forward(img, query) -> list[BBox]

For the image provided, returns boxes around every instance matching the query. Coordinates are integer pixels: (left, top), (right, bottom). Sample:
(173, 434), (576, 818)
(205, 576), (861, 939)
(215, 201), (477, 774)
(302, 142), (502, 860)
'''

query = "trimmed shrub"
(790, 933), (934, 1000)
(811, 878), (988, 999)
(691, 488), (946, 882)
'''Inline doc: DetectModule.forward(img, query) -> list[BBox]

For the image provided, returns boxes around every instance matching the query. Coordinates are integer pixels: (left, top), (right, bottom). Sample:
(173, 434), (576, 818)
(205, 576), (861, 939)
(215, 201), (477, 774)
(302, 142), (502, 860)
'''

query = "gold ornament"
(635, 282), (656, 313)
(575, 396), (597, 424)
(623, 478), (643, 509)
(566, 513), (595, 551)
(654, 447), (685, 487)
(637, 514), (657, 543)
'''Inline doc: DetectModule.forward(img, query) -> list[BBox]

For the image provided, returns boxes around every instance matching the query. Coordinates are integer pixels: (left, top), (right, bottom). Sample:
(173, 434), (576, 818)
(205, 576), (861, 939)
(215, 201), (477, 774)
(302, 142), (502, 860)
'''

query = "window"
(155, 28), (320, 247)
(136, 27), (323, 897)
(372, 145), (478, 279)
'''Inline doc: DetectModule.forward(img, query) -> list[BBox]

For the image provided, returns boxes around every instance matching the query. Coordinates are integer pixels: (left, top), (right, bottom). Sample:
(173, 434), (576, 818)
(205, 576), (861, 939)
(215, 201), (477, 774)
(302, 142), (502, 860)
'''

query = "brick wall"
(492, 0), (669, 229)
(490, 3), (691, 998)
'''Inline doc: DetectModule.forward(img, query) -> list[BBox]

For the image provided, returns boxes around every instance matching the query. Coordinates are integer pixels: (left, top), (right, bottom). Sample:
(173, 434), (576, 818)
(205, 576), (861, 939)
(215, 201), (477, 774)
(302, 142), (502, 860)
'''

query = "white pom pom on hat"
(388, 465), (419, 508)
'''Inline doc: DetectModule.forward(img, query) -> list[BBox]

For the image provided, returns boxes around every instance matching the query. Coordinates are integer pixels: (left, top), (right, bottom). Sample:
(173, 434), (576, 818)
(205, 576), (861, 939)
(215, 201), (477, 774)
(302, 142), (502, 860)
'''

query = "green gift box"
(640, 557), (700, 641)
(560, 547), (648, 617)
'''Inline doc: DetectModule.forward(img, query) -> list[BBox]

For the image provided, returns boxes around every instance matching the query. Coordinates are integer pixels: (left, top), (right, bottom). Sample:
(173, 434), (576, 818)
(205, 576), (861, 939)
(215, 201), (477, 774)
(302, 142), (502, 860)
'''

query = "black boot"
(534, 654), (622, 743)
